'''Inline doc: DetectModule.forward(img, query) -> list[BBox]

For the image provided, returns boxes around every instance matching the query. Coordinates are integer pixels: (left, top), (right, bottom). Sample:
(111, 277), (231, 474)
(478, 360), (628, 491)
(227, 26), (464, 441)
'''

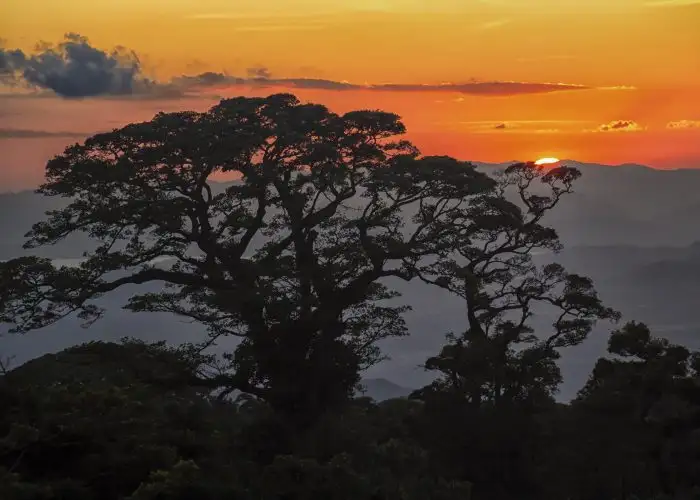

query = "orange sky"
(1, 0), (699, 190)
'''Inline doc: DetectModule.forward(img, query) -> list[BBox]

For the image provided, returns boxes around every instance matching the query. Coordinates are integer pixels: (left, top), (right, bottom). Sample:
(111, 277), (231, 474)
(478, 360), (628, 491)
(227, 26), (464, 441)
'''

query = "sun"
(534, 157), (560, 166)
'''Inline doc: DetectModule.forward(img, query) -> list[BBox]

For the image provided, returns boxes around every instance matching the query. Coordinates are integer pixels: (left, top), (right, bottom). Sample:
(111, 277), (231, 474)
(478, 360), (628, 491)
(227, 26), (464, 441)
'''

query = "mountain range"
(1, 161), (699, 401)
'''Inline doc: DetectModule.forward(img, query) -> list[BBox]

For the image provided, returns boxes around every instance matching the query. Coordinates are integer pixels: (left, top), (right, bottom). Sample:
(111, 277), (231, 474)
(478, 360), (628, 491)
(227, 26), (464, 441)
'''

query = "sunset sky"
(1, 0), (699, 190)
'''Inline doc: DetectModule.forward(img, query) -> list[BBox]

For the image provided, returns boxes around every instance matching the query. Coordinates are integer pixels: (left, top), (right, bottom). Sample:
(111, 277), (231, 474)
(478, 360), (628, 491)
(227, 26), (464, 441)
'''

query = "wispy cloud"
(0, 128), (94, 139)
(646, 0), (700, 6)
(186, 12), (323, 20)
(593, 120), (644, 132)
(598, 85), (637, 90)
(170, 71), (594, 97)
(187, 15), (329, 31)
(452, 120), (581, 134)
(187, 13), (255, 20)
(667, 120), (700, 129)
(457, 119), (589, 126)
(230, 25), (328, 32)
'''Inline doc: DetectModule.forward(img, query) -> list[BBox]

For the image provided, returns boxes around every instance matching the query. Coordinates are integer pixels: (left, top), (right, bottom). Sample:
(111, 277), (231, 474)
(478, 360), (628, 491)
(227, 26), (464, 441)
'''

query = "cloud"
(168, 71), (591, 96)
(0, 47), (27, 84)
(598, 85), (637, 90)
(451, 120), (574, 134)
(646, 0), (700, 6)
(171, 72), (242, 88)
(0, 33), (153, 98)
(0, 34), (623, 100)
(231, 24), (328, 32)
(666, 120), (700, 129)
(0, 128), (94, 139)
(490, 123), (561, 133)
(595, 120), (643, 132)
(247, 66), (272, 79)
(369, 81), (590, 95)
(270, 78), (362, 91)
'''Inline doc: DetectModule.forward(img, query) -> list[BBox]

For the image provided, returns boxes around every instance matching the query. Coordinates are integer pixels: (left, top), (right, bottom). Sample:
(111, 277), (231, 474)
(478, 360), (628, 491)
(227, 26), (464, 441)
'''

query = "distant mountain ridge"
(4, 161), (698, 259)
(358, 378), (414, 401)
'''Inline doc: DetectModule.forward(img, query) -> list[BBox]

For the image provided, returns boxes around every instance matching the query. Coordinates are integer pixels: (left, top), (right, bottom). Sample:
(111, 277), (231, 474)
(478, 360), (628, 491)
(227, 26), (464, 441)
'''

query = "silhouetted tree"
(0, 94), (494, 430)
(417, 162), (619, 408)
(411, 163), (619, 499)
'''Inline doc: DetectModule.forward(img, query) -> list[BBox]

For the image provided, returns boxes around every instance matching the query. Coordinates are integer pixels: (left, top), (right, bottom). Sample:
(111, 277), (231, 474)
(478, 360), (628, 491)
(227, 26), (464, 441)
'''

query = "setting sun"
(535, 157), (561, 165)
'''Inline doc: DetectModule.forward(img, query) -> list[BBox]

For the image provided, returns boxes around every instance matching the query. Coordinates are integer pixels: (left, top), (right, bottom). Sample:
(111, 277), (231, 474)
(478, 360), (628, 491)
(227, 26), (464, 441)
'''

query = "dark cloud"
(0, 47), (27, 84)
(261, 78), (358, 91)
(0, 33), (152, 98)
(0, 128), (94, 139)
(597, 120), (643, 132)
(171, 72), (243, 88)
(0, 34), (600, 100)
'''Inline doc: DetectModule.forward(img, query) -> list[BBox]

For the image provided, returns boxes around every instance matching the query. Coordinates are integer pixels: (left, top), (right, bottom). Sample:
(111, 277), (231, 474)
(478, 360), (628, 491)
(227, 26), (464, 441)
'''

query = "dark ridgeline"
(1, 94), (698, 499)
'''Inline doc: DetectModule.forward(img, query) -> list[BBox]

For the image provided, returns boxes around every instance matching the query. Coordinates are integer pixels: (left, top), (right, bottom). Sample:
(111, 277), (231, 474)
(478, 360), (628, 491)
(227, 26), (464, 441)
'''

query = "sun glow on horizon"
(534, 157), (560, 165)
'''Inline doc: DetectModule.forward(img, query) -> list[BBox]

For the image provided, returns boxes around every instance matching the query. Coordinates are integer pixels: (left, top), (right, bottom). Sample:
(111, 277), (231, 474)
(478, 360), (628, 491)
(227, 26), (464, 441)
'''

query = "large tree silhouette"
(0, 94), (494, 426)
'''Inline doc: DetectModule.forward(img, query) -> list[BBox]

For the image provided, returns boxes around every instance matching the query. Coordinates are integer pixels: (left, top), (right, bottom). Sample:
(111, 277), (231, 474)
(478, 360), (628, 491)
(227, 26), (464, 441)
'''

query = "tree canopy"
(0, 93), (613, 424)
(1, 93), (503, 425)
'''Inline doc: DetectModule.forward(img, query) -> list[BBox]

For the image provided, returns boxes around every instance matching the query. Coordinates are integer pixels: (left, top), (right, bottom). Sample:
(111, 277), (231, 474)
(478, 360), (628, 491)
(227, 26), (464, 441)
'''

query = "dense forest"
(1, 94), (699, 499)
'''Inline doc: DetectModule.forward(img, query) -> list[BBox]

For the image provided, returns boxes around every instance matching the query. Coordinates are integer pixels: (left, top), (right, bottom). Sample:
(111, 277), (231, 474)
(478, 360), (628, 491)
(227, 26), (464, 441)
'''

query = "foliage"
(0, 341), (472, 499)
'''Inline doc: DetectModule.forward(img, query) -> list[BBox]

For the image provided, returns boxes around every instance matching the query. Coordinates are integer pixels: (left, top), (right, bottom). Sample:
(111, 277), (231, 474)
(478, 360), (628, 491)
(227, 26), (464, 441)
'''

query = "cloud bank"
(177, 71), (592, 96)
(0, 128), (94, 139)
(596, 120), (643, 132)
(1, 34), (618, 100)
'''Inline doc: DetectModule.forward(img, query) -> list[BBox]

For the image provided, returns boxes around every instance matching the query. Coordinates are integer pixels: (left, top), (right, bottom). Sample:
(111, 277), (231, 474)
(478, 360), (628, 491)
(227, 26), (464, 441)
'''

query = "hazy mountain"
(476, 160), (700, 247)
(1, 161), (699, 400)
(358, 378), (414, 402)
(3, 161), (700, 259)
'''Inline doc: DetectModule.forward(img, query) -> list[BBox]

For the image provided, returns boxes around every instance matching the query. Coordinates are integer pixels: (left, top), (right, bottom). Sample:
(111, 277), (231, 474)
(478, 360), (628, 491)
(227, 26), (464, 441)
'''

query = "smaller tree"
(410, 163), (619, 500)
(416, 162), (619, 408)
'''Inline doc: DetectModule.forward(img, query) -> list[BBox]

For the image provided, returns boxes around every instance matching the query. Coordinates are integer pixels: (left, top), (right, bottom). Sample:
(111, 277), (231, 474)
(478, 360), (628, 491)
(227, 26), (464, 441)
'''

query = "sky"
(1, 0), (699, 191)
